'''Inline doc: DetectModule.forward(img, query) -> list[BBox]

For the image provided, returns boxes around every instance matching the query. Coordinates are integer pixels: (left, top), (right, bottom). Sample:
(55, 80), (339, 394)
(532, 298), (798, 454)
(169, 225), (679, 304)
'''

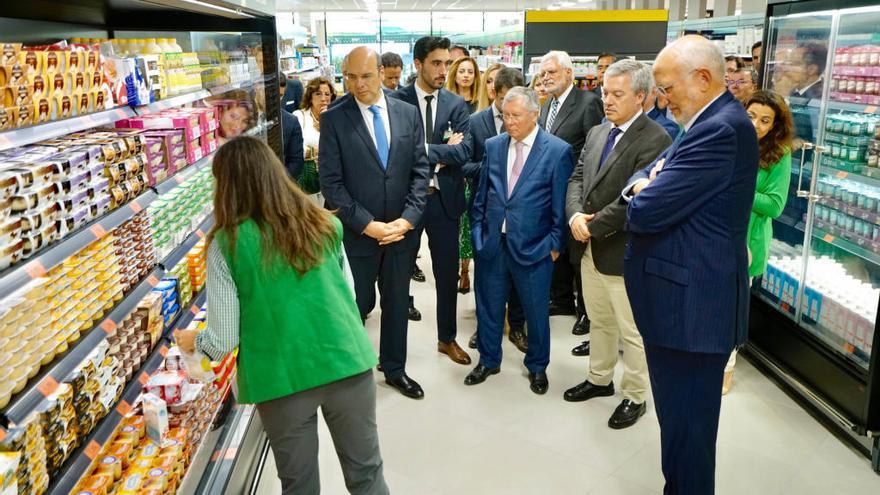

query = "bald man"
(622, 36), (759, 493)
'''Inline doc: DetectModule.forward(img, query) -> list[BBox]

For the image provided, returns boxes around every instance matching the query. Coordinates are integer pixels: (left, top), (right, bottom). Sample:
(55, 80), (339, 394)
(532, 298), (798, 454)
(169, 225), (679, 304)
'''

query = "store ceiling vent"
(136, 0), (257, 18)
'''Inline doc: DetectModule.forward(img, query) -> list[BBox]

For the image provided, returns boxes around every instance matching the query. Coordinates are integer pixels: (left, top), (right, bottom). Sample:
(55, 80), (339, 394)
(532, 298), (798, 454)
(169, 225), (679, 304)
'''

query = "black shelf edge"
(0, 107), (136, 153)
(159, 214), (214, 271)
(0, 189), (159, 302)
(1, 266), (164, 427)
(45, 339), (170, 495)
(153, 151), (216, 196)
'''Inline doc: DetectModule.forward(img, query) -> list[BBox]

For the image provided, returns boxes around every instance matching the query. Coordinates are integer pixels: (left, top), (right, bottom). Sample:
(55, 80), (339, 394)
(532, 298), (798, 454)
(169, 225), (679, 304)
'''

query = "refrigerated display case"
(747, 0), (880, 473)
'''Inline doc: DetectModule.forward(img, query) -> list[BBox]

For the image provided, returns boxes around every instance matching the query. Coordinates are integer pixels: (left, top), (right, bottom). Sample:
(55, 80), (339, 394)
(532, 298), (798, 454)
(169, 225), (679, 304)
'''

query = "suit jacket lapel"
(548, 89), (577, 134)
(590, 115), (648, 192)
(343, 98), (384, 172)
(510, 129), (546, 200)
(385, 99), (402, 174)
(482, 108), (497, 138)
(583, 125), (609, 196)
(498, 133), (511, 199)
(433, 90), (453, 143)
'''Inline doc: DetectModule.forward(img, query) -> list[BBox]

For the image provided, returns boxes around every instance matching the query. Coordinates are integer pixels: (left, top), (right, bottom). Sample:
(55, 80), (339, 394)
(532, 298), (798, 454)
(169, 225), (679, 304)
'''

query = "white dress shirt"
(570, 109), (643, 225)
(503, 124), (540, 233)
(492, 103), (504, 135)
(552, 83), (575, 110)
(355, 93), (392, 150)
(415, 83), (441, 187)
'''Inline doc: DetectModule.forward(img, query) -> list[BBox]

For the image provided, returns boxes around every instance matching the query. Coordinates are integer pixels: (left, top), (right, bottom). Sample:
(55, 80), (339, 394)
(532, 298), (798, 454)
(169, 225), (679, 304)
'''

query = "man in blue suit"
(623, 36), (759, 493)
(465, 87), (575, 395)
(390, 36), (474, 366)
(643, 86), (679, 140)
(463, 67), (529, 353)
(319, 47), (431, 400)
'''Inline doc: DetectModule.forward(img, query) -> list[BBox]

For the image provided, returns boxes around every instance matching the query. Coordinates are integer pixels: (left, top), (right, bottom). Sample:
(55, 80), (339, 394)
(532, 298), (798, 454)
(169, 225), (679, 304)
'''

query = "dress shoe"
(528, 372), (549, 394)
(571, 314), (590, 335)
(468, 332), (477, 349)
(563, 380), (614, 402)
(549, 302), (577, 316)
(464, 365), (500, 385)
(608, 399), (646, 429)
(408, 305), (421, 321)
(508, 327), (528, 353)
(438, 340), (472, 365)
(412, 263), (426, 282)
(571, 341), (590, 356)
(458, 267), (471, 294)
(376, 363), (383, 372)
(385, 374), (424, 399)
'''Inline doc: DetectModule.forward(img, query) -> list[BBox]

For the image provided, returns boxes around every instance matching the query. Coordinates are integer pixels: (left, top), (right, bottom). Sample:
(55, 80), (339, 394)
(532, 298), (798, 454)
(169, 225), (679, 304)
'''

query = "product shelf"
(166, 289), (207, 339)
(132, 89), (213, 117)
(0, 189), (158, 302)
(0, 107), (136, 153)
(812, 223), (880, 266)
(153, 151), (216, 195)
(159, 214), (214, 271)
(0, 266), (164, 427)
(44, 339), (171, 495)
(176, 379), (234, 493)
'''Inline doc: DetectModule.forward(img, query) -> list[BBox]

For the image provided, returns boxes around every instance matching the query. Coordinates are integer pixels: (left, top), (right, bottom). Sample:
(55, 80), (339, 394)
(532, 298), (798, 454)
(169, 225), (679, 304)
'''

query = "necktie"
(368, 105), (389, 170)
(424, 95), (434, 142)
(598, 127), (623, 170)
(508, 141), (525, 198)
(545, 98), (560, 132)
(496, 113), (505, 134)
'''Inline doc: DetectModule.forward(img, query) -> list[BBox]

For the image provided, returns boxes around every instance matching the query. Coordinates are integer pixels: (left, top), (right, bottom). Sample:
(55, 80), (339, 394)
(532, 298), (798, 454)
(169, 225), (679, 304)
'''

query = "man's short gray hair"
(662, 36), (726, 81)
(541, 50), (573, 71)
(604, 59), (654, 96)
(503, 87), (540, 113)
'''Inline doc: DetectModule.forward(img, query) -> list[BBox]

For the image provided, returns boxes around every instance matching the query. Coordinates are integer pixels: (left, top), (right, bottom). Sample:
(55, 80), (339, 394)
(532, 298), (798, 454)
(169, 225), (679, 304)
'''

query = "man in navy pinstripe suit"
(623, 36), (759, 494)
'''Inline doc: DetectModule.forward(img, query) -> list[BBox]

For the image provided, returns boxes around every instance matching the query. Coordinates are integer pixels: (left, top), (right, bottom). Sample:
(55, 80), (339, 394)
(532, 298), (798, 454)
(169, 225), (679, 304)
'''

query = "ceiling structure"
(274, 0), (599, 11)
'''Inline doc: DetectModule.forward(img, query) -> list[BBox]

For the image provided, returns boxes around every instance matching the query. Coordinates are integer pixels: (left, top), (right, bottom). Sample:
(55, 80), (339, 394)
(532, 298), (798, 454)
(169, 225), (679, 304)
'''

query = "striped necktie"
(545, 98), (560, 132)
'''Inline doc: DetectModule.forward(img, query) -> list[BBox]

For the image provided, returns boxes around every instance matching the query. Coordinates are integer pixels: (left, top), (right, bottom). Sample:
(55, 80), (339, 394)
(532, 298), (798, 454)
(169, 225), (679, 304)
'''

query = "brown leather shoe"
(438, 340), (472, 365)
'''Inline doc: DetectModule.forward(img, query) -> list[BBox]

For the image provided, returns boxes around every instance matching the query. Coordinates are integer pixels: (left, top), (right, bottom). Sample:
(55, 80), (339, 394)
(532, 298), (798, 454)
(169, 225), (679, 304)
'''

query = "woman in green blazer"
(725, 90), (794, 394)
(175, 137), (388, 495)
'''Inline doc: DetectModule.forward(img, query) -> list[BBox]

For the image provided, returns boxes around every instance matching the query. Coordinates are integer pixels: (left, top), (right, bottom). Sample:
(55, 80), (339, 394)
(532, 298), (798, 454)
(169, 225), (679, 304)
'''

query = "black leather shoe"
(408, 305), (422, 321)
(572, 314), (590, 335)
(412, 263), (426, 282)
(528, 372), (549, 395)
(468, 332), (477, 349)
(563, 380), (614, 402)
(608, 399), (647, 429)
(464, 365), (500, 385)
(549, 303), (577, 316)
(571, 341), (590, 356)
(385, 374), (424, 399)
(508, 327), (528, 353)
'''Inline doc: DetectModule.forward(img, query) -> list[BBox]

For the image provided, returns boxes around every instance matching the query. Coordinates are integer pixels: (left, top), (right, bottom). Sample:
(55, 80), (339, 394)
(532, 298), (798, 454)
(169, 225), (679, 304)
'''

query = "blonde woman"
(446, 56), (481, 114)
(476, 62), (504, 112)
(530, 71), (548, 106)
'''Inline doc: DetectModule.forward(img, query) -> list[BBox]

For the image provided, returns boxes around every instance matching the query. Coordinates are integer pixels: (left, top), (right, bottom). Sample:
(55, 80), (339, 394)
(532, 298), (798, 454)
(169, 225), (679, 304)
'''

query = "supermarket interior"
(1, 0), (880, 494)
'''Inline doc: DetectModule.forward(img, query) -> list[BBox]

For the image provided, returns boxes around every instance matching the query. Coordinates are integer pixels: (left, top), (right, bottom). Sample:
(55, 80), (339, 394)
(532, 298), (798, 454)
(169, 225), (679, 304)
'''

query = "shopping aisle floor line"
(255, 244), (880, 495)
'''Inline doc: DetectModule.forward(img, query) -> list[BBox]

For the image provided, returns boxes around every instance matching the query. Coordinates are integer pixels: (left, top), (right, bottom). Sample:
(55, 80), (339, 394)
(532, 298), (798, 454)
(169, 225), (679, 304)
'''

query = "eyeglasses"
(656, 69), (697, 97)
(727, 80), (752, 88)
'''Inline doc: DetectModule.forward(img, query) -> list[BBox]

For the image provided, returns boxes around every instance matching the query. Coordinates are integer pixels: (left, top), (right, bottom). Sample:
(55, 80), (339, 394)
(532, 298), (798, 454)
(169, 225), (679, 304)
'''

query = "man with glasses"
(622, 35), (759, 493)
(319, 47), (431, 400)
(728, 68), (758, 103)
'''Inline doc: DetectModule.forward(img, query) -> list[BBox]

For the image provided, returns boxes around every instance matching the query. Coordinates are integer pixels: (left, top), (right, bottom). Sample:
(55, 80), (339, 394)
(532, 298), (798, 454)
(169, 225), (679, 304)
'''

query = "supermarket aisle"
(253, 248), (880, 495)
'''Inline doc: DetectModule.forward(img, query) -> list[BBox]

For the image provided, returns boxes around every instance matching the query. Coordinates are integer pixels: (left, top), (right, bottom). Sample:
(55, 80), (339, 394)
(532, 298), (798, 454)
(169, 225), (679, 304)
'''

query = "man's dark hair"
(494, 67), (525, 94)
(451, 45), (470, 57)
(598, 52), (617, 62)
(279, 73), (287, 88)
(752, 41), (763, 51)
(413, 36), (451, 63)
(725, 55), (745, 70)
(802, 42), (828, 73)
(405, 73), (418, 86)
(380, 51), (403, 69)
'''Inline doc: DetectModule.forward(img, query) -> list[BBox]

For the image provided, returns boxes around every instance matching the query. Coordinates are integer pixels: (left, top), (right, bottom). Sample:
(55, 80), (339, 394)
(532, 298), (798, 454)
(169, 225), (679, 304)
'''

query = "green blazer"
(217, 217), (377, 404)
(747, 152), (791, 277)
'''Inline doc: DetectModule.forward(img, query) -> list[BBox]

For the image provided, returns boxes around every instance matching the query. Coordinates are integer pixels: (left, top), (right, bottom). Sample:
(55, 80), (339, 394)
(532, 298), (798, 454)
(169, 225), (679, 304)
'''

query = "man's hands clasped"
(364, 219), (414, 246)
(571, 213), (594, 243)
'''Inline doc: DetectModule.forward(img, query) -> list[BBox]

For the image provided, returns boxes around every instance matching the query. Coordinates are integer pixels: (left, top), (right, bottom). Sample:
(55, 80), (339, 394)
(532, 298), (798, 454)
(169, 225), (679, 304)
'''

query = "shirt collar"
(612, 109), (643, 134)
(683, 92), (725, 132)
(796, 76), (823, 96)
(555, 83), (575, 106)
(512, 124), (540, 148)
(355, 92), (387, 113)
(414, 83), (439, 102)
(492, 103), (503, 120)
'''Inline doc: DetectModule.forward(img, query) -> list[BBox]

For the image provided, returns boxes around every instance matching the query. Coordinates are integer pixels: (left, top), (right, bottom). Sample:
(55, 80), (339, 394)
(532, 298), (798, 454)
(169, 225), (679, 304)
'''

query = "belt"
(427, 186), (439, 195)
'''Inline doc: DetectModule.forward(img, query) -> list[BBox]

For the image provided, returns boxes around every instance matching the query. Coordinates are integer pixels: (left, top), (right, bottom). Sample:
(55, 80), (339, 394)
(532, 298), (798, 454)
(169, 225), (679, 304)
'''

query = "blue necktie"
(598, 127), (622, 170)
(369, 105), (389, 170)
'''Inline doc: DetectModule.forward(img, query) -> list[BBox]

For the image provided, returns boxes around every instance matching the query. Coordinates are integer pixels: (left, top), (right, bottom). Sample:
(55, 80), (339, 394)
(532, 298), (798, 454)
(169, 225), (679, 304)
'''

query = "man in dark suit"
(643, 87), (680, 140)
(279, 74), (304, 179)
(593, 52), (616, 100)
(381, 51), (403, 92)
(389, 36), (473, 367)
(538, 50), (604, 336)
(282, 76), (304, 113)
(319, 47), (431, 400)
(623, 36), (759, 492)
(465, 87), (575, 395)
(463, 67), (528, 353)
(563, 60), (671, 430)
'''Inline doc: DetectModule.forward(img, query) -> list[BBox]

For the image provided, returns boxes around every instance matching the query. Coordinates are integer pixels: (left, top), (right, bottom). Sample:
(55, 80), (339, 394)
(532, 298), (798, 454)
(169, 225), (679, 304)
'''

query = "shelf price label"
(196, 229), (205, 239)
(159, 345), (169, 357)
(37, 376), (59, 397)
(147, 275), (160, 287)
(190, 304), (200, 315)
(100, 319), (117, 335)
(90, 223), (108, 238)
(84, 440), (102, 460)
(138, 372), (150, 385)
(24, 260), (47, 279)
(130, 200), (142, 213)
(823, 234), (835, 243)
(116, 400), (132, 416)
(866, 106), (877, 114)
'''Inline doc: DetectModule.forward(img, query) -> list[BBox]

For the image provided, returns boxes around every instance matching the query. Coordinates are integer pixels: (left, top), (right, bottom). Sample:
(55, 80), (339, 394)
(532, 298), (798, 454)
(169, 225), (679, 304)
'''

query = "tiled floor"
(255, 253), (880, 495)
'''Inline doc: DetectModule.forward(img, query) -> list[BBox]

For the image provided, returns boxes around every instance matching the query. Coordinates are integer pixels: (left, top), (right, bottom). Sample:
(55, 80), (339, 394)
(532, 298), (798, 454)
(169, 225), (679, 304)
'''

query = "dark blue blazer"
(319, 95), (430, 256)
(647, 106), (680, 140)
(281, 109), (304, 179)
(463, 106), (498, 209)
(282, 78), (303, 113)
(624, 91), (759, 354)
(389, 84), (473, 219)
(471, 128), (575, 267)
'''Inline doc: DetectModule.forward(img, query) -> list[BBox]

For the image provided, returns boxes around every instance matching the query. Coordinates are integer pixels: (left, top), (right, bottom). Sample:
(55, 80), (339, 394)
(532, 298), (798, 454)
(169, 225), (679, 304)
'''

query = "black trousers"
(645, 344), (727, 495)
(412, 193), (460, 343)
(348, 247), (414, 379)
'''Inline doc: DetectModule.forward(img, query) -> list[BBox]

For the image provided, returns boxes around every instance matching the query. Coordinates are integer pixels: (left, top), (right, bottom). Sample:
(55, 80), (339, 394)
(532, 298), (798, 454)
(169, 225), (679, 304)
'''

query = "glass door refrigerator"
(749, 0), (880, 473)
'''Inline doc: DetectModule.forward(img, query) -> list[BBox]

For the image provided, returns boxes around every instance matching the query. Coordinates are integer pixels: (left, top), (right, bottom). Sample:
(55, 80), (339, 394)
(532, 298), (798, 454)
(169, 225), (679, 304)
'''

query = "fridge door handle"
(796, 142), (815, 199)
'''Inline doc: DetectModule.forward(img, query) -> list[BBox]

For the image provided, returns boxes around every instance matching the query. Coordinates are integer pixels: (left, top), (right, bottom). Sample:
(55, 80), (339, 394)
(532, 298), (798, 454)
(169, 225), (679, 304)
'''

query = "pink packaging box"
(117, 114), (202, 141)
